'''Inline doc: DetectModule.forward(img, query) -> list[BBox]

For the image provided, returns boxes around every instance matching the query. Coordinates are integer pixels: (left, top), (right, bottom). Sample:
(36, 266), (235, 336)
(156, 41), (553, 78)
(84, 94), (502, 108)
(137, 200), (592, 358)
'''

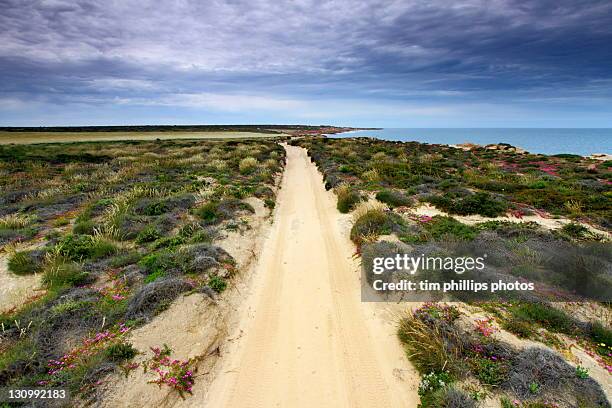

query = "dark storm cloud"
(0, 0), (611, 124)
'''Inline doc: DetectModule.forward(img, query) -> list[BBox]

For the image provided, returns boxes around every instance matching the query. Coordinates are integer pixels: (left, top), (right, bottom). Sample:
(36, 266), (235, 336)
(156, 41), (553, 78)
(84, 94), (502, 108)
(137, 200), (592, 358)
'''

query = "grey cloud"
(0, 0), (611, 120)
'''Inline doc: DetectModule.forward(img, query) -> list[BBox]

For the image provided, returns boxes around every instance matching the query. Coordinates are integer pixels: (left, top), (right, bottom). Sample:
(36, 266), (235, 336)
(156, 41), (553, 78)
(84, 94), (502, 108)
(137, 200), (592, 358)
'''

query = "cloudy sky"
(1, 0), (611, 127)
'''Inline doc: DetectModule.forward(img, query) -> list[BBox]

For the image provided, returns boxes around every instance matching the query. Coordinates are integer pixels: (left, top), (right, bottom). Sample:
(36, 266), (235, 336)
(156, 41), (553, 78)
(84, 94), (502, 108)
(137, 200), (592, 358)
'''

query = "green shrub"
(0, 339), (36, 373)
(589, 322), (612, 346)
(208, 275), (227, 293)
(424, 216), (477, 241)
(109, 251), (142, 268)
(144, 269), (166, 283)
(453, 192), (508, 217)
(50, 299), (90, 317)
(8, 250), (44, 275)
(43, 256), (87, 289)
(58, 234), (116, 261)
(139, 251), (178, 275)
(375, 190), (412, 208)
(90, 239), (118, 259)
(336, 185), (361, 213)
(575, 366), (589, 379)
(470, 357), (507, 386)
(104, 343), (138, 362)
(189, 230), (212, 244)
(350, 209), (394, 244)
(560, 223), (589, 239)
(73, 220), (96, 235)
(428, 192), (507, 217)
(136, 226), (162, 244)
(143, 201), (169, 216)
(58, 234), (93, 260)
(151, 235), (185, 250)
(528, 180), (548, 189)
(511, 303), (575, 334)
(196, 202), (221, 223)
(502, 316), (535, 339)
(264, 198), (275, 209)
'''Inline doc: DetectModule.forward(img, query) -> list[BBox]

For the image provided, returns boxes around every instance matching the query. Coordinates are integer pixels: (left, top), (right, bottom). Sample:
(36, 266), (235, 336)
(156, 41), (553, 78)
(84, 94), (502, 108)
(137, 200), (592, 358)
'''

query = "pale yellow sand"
(0, 253), (42, 314)
(200, 144), (418, 408)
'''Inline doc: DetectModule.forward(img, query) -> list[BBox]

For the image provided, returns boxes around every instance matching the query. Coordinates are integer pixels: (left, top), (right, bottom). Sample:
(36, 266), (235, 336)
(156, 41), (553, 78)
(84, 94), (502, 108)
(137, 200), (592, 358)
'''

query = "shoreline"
(326, 128), (612, 158)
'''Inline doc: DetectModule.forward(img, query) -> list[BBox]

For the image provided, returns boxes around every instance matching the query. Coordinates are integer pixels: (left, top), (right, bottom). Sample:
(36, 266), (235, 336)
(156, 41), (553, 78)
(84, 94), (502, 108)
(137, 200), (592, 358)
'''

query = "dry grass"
(362, 168), (380, 182)
(0, 131), (280, 145)
(351, 200), (387, 222)
(397, 312), (466, 375)
(239, 157), (258, 174)
(0, 214), (34, 229)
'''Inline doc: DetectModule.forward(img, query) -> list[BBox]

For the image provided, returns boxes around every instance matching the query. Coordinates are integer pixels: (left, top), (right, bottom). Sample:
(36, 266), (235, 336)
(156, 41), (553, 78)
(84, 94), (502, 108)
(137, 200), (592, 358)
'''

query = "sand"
(411, 203), (610, 237)
(199, 144), (418, 408)
(0, 253), (43, 314)
(0, 131), (283, 145)
(96, 198), (274, 407)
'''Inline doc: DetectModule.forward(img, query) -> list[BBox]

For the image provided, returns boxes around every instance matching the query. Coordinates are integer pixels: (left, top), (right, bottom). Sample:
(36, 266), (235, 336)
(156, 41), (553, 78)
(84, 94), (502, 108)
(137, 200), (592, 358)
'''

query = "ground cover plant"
(0, 137), (284, 404)
(291, 137), (612, 229)
(291, 136), (612, 407)
(399, 303), (610, 408)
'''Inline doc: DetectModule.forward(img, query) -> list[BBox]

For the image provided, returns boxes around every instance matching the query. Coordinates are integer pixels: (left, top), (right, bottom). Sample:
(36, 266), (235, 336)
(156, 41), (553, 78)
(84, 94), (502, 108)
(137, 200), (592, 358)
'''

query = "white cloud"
(115, 92), (307, 112)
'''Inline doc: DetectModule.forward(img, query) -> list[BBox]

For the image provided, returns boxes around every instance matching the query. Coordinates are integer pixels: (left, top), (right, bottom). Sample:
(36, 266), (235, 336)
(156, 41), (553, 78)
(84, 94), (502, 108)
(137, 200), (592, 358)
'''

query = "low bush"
(196, 202), (221, 223)
(424, 216), (477, 241)
(428, 192), (508, 217)
(135, 226), (162, 244)
(104, 342), (138, 362)
(350, 208), (395, 244)
(375, 189), (412, 208)
(126, 278), (193, 320)
(8, 249), (45, 275)
(109, 251), (142, 267)
(511, 303), (576, 335)
(208, 275), (227, 293)
(470, 357), (507, 386)
(505, 347), (608, 406)
(588, 322), (612, 346)
(501, 316), (535, 339)
(151, 235), (185, 250)
(142, 200), (169, 216)
(42, 254), (88, 289)
(58, 234), (117, 261)
(398, 306), (466, 376)
(560, 222), (589, 239)
(239, 157), (258, 174)
(139, 251), (180, 276)
(422, 386), (478, 408)
(144, 269), (166, 283)
(336, 184), (361, 213)
(73, 220), (96, 235)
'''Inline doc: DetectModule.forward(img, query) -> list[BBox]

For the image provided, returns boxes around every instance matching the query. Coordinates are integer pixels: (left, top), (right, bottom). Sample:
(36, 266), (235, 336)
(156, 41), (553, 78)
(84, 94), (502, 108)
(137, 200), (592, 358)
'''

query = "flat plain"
(0, 131), (283, 145)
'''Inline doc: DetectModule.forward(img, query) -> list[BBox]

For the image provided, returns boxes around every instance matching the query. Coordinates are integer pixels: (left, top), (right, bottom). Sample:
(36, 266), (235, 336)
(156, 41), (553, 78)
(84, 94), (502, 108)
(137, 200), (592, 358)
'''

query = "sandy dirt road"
(199, 144), (418, 408)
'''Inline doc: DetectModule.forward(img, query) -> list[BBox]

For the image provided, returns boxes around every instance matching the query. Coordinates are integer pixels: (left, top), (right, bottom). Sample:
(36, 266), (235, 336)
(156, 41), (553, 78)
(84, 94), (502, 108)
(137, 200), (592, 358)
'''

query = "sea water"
(330, 128), (612, 156)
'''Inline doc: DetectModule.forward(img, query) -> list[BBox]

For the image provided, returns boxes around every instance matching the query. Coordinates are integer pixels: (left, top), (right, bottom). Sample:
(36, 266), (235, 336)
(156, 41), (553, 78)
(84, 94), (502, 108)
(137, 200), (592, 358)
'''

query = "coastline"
(325, 128), (612, 157)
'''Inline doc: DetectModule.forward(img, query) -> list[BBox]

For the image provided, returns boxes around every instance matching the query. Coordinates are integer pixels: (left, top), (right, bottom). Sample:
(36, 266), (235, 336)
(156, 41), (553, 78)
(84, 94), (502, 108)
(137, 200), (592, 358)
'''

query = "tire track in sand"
(199, 144), (418, 408)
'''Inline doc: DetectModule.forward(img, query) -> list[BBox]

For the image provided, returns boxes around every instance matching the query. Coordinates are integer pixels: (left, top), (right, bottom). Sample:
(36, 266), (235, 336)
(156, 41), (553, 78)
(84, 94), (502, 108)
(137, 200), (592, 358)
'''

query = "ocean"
(329, 128), (612, 156)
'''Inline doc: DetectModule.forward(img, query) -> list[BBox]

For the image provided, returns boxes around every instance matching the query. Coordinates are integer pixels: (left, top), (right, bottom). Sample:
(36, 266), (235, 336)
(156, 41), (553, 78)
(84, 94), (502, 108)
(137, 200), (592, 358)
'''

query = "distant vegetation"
(292, 137), (611, 228)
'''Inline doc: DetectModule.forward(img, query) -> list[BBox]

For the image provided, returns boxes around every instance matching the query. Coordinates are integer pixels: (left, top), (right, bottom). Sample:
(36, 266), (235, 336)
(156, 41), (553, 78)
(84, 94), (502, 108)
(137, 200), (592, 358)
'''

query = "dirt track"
(200, 144), (418, 408)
